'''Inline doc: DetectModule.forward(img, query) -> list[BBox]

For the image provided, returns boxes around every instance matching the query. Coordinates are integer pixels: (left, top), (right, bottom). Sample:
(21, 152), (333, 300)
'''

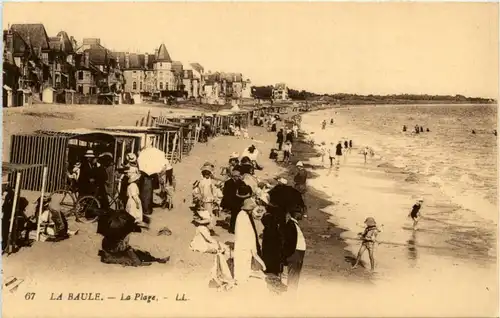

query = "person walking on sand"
(283, 211), (307, 292)
(349, 140), (353, 153)
(328, 142), (336, 168)
(234, 198), (266, 285)
(321, 120), (326, 130)
(362, 146), (369, 164)
(352, 217), (383, 271)
(195, 163), (217, 232)
(408, 198), (424, 230)
(292, 123), (299, 139)
(335, 141), (343, 166)
(319, 142), (327, 167)
(276, 129), (284, 151)
(283, 141), (292, 164)
(294, 161), (308, 218)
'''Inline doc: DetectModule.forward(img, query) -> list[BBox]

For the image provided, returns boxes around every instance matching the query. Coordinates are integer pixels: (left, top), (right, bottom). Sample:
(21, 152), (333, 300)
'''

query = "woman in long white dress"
(126, 172), (144, 226)
(233, 198), (266, 284)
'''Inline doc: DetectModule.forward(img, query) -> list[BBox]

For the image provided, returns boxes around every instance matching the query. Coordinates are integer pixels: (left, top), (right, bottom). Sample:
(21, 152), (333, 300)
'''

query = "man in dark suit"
(283, 212), (306, 292)
(220, 168), (246, 233)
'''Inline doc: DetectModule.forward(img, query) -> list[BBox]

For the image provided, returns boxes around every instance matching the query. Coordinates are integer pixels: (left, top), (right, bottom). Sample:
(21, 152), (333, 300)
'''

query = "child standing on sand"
(352, 217), (383, 271)
(283, 141), (292, 164)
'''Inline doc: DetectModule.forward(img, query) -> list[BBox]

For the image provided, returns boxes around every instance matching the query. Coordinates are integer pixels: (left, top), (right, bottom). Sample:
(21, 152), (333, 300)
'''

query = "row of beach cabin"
(6, 105), (301, 193)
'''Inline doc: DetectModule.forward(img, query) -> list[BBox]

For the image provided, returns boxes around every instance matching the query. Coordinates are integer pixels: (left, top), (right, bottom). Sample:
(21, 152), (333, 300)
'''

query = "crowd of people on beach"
(187, 112), (311, 292)
(2, 107), (434, 296)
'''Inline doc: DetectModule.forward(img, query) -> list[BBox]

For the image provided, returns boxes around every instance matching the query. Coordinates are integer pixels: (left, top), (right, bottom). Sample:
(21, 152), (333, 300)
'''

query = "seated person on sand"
(221, 153), (240, 180)
(241, 145), (263, 170)
(97, 210), (169, 267)
(2, 195), (38, 252)
(190, 209), (228, 254)
(37, 195), (78, 241)
(269, 149), (278, 161)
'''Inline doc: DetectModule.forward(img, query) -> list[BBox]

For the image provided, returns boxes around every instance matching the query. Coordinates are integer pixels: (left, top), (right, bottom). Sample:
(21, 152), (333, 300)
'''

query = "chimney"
(154, 48), (158, 58)
(84, 51), (90, 68)
(144, 53), (148, 69)
(6, 29), (13, 54)
(125, 52), (130, 69)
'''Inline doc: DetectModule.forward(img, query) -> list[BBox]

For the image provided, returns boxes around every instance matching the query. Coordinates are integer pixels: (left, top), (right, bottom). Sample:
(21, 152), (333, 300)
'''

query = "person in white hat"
(193, 163), (217, 231)
(234, 198), (266, 284)
(352, 217), (383, 271)
(190, 210), (223, 254)
(126, 171), (146, 227)
(78, 149), (98, 197)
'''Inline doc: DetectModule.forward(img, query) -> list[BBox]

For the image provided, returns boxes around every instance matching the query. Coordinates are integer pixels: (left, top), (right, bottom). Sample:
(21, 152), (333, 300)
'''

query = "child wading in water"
(352, 217), (383, 271)
(408, 198), (424, 230)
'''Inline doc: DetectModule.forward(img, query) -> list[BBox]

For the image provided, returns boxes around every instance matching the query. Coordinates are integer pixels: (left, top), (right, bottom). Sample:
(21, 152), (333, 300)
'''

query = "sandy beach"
(2, 104), (498, 317)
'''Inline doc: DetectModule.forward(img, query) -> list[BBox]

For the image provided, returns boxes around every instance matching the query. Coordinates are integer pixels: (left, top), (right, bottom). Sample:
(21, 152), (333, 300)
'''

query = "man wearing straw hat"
(78, 149), (98, 197)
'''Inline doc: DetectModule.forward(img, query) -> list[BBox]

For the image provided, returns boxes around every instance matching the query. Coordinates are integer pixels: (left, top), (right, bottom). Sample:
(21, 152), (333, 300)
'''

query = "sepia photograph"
(1, 2), (498, 317)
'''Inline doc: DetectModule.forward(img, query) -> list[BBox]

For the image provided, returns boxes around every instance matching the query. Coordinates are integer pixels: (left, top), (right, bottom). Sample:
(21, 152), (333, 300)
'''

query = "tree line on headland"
(251, 86), (496, 105)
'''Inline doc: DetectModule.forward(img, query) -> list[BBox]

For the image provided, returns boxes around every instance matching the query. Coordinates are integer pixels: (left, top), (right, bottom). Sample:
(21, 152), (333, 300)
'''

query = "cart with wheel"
(9, 130), (140, 223)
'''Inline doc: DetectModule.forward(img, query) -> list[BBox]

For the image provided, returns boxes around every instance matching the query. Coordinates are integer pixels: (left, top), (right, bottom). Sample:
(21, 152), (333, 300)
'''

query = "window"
(159, 63), (162, 68)
(159, 82), (163, 90)
(140, 82), (143, 90)
(133, 71), (137, 74)
(78, 71), (84, 80)
(165, 83), (169, 91)
(42, 53), (49, 64)
(78, 85), (83, 94)
(133, 82), (137, 90)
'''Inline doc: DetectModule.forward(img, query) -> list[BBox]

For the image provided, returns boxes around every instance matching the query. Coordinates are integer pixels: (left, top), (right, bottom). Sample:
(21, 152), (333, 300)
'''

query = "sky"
(3, 2), (499, 98)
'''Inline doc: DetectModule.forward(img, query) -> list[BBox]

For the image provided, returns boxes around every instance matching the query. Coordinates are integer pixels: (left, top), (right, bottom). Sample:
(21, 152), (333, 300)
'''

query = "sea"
(299, 104), (498, 315)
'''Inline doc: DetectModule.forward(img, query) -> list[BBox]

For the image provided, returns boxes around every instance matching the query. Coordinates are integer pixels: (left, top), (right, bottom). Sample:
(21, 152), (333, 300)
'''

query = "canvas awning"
(2, 162), (45, 176)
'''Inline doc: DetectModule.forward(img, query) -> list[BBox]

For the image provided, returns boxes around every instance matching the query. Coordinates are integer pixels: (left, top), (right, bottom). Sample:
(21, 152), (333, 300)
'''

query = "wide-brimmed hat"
(84, 150), (95, 158)
(296, 161), (304, 167)
(201, 162), (214, 173)
(241, 198), (257, 211)
(126, 153), (137, 162)
(230, 152), (239, 159)
(236, 184), (252, 199)
(99, 152), (113, 159)
(364, 217), (377, 227)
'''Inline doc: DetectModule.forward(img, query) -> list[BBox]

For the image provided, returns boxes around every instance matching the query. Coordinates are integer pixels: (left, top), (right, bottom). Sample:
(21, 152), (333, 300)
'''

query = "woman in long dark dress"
(139, 172), (154, 216)
(261, 212), (282, 275)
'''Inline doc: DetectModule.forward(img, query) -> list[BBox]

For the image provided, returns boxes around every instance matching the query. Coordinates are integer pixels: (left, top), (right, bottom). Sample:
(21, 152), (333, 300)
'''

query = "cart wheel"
(49, 189), (76, 217)
(75, 196), (100, 223)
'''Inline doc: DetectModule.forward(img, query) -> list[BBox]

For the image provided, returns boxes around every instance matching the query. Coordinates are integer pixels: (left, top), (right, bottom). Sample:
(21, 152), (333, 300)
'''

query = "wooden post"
(145, 110), (151, 127)
(7, 172), (21, 254)
(139, 117), (144, 126)
(135, 120), (139, 127)
(36, 167), (48, 241)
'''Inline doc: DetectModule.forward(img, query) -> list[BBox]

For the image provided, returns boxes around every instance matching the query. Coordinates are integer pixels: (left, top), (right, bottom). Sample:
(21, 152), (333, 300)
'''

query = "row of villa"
(2, 23), (253, 107)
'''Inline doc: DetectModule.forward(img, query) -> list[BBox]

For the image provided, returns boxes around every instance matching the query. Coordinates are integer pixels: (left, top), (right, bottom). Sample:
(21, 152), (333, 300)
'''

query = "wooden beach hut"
(8, 130), (121, 192)
(99, 125), (182, 163)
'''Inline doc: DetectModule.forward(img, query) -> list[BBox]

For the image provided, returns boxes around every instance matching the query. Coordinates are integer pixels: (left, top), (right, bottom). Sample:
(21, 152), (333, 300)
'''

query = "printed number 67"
(25, 293), (36, 300)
